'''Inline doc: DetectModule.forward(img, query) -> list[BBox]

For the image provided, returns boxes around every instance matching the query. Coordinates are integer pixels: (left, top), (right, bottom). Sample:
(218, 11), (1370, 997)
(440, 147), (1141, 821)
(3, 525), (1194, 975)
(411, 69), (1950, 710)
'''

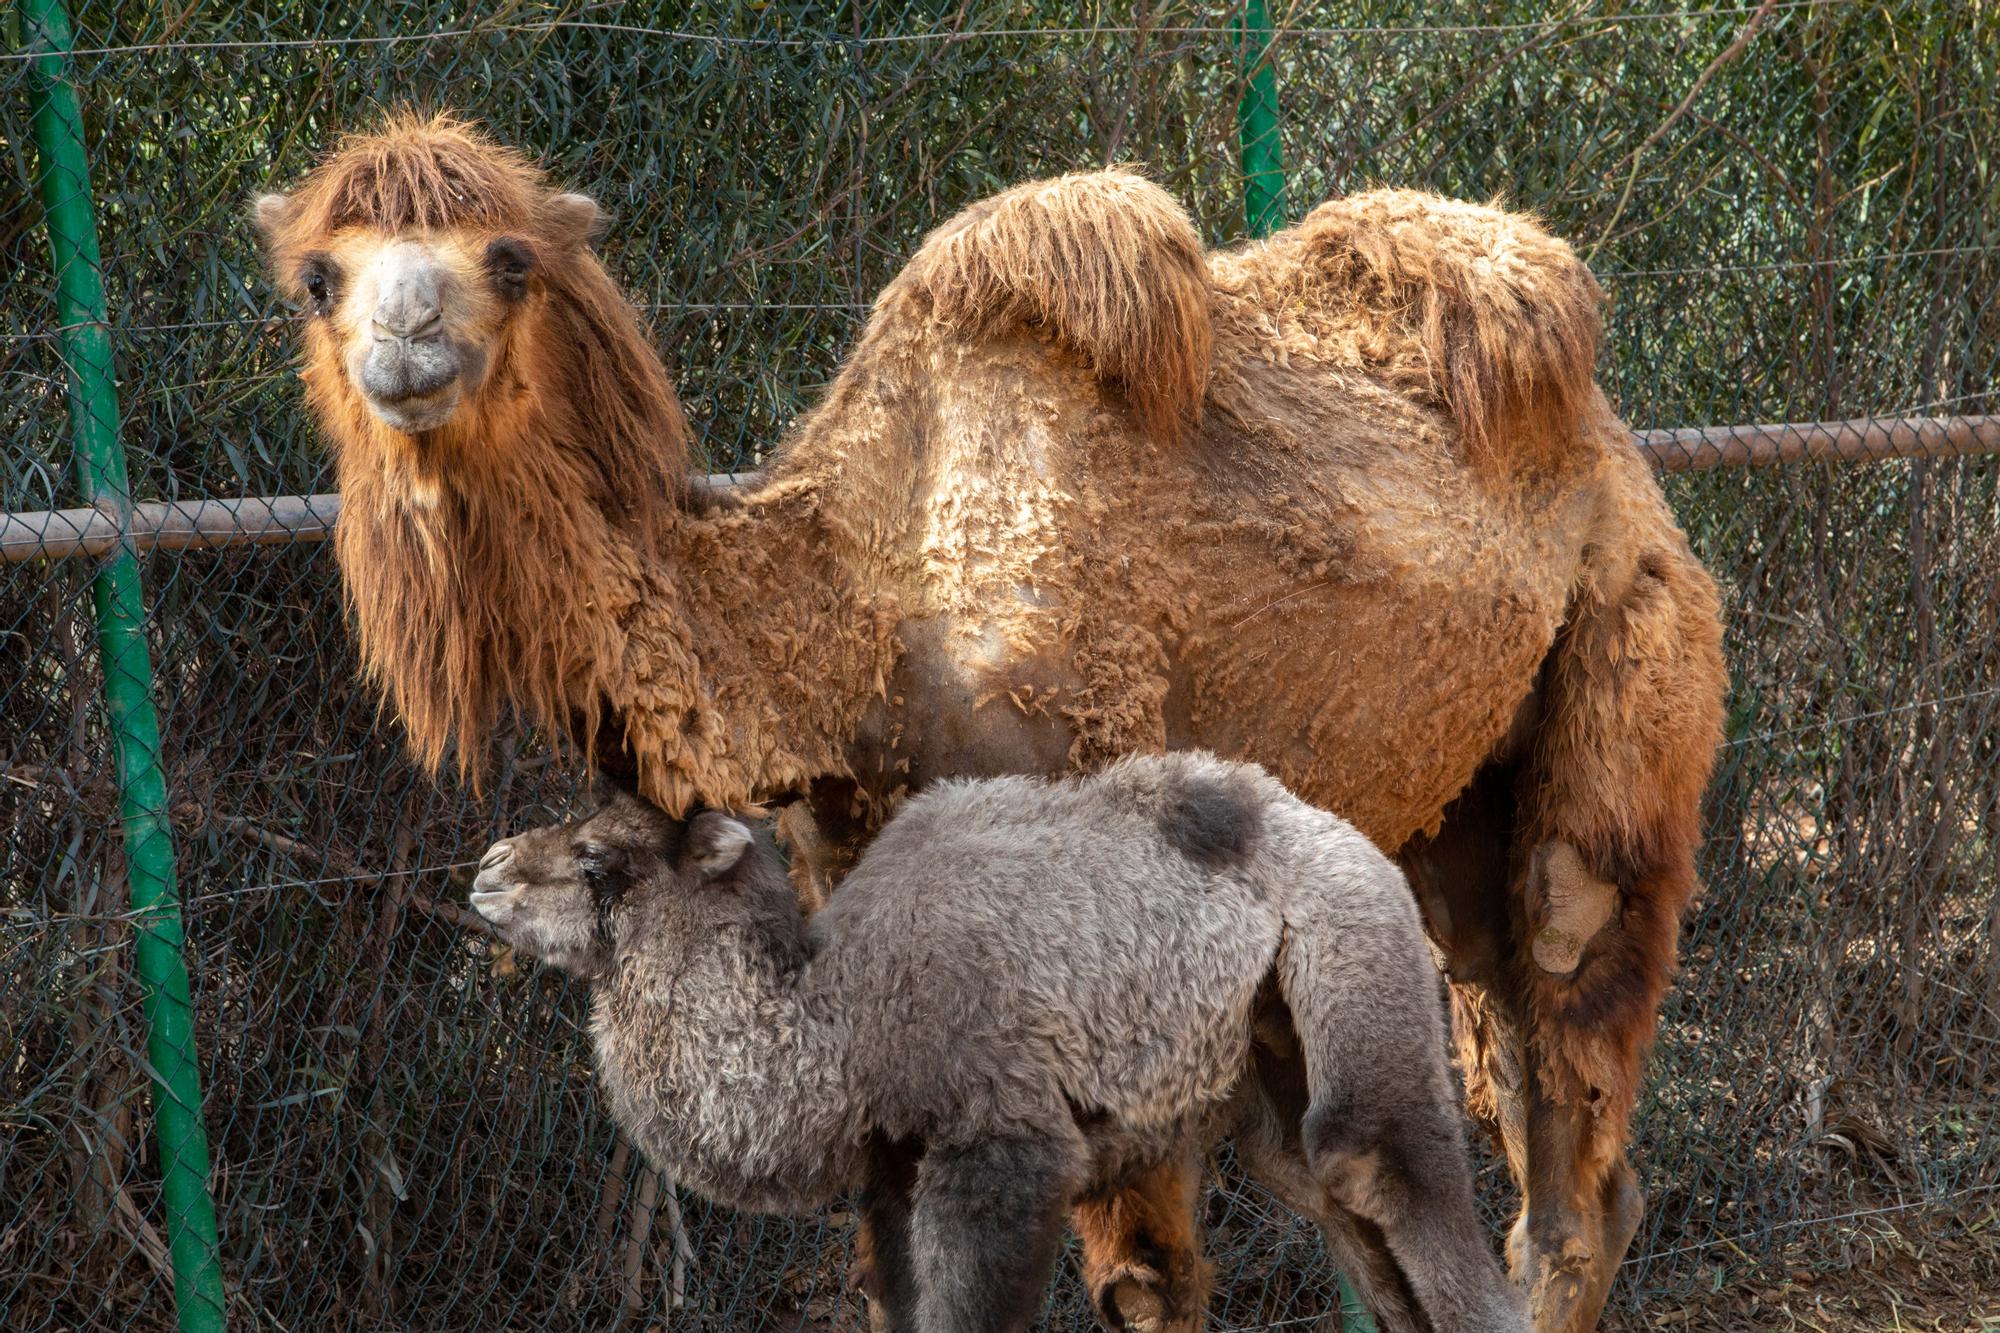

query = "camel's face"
(471, 792), (668, 979)
(330, 230), (502, 433)
(255, 188), (601, 438)
(275, 224), (527, 434)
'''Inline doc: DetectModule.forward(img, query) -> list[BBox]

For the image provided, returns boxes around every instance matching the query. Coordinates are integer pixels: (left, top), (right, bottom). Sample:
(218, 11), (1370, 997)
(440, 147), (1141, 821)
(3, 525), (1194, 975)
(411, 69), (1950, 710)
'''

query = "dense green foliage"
(2, 4), (1995, 1329)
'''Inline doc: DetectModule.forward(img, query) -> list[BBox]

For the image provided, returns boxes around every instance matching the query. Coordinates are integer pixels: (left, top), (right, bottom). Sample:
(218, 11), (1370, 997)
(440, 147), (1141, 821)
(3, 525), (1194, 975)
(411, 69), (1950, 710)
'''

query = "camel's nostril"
(480, 842), (514, 871)
(372, 314), (445, 343)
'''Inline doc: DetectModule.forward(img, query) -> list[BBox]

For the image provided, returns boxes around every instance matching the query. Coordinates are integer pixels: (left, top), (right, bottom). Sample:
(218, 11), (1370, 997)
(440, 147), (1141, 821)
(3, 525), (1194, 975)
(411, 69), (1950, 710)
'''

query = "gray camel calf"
(471, 751), (1526, 1332)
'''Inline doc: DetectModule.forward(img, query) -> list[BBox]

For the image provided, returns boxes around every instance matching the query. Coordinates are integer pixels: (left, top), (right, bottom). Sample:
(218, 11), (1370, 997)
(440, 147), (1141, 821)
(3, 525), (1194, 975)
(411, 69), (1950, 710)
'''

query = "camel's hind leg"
(1467, 850), (1688, 1333)
(1072, 1153), (1210, 1333)
(1419, 815), (1656, 1333)
(1467, 534), (1724, 1332)
(1448, 906), (1657, 1332)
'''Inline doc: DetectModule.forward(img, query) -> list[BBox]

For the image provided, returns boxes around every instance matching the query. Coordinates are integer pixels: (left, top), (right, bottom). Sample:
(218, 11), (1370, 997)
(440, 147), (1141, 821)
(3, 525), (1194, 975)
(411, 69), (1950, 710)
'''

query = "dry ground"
(1603, 1202), (2000, 1332)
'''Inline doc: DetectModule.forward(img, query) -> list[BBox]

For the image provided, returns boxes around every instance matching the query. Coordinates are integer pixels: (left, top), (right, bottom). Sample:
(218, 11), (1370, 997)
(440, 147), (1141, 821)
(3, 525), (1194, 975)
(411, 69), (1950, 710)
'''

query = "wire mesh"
(2, 2), (1997, 1330)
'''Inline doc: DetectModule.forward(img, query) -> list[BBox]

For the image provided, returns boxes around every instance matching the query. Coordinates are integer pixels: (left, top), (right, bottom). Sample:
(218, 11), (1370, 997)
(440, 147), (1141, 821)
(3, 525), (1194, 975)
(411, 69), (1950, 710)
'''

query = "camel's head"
(252, 114), (693, 795)
(253, 112), (606, 439)
(471, 791), (757, 980)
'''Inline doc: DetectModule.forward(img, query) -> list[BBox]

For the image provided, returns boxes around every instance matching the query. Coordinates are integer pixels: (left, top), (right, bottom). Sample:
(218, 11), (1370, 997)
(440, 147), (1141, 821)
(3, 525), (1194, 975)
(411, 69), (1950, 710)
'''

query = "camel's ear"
(542, 192), (606, 250)
(251, 193), (291, 248)
(684, 811), (753, 881)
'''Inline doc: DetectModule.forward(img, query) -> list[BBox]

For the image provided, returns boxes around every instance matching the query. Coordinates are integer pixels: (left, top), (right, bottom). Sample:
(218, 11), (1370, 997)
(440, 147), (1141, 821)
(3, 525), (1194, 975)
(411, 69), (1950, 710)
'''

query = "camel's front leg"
(1073, 1153), (1210, 1333)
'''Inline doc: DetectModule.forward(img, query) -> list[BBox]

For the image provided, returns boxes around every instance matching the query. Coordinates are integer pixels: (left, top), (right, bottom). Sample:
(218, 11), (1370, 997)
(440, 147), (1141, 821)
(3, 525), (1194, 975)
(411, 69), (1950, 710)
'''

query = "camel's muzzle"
(358, 333), (470, 432)
(350, 242), (484, 434)
(469, 876), (522, 926)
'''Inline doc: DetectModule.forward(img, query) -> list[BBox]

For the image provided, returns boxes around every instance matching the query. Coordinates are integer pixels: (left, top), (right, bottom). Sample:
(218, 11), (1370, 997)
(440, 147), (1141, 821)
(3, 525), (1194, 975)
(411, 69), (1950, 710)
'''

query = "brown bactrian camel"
(256, 114), (1726, 1333)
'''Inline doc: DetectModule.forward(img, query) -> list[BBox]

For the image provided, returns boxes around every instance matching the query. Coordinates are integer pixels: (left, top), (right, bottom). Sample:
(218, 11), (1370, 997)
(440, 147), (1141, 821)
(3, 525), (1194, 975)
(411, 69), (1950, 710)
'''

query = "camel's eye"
(486, 238), (536, 301)
(298, 258), (336, 314)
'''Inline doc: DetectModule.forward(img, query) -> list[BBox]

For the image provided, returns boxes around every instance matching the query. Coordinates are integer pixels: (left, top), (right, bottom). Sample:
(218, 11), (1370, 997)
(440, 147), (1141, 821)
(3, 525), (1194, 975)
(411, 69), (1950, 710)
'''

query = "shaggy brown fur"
(261, 116), (1728, 1333)
(902, 171), (1213, 443)
(1285, 190), (1605, 465)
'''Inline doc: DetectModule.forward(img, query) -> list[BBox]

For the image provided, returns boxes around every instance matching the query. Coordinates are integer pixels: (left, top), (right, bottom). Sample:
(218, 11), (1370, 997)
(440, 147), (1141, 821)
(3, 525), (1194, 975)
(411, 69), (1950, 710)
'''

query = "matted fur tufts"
(901, 170), (1213, 442)
(1296, 189), (1604, 461)
(264, 110), (548, 249)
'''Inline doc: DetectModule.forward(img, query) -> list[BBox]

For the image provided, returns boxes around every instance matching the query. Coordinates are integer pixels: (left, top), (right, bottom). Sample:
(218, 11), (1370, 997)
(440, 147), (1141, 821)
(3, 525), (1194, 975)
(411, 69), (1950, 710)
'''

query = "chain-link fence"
(3, 2), (1997, 1330)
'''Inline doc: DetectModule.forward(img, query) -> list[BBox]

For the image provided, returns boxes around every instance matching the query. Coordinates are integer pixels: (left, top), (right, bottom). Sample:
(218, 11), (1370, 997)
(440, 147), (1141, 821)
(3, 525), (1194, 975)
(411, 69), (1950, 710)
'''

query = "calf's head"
(471, 791), (755, 978)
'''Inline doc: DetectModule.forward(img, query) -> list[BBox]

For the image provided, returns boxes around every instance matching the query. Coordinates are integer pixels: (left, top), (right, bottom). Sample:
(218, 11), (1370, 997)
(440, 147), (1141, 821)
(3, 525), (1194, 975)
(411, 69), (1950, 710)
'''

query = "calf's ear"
(685, 812), (754, 880)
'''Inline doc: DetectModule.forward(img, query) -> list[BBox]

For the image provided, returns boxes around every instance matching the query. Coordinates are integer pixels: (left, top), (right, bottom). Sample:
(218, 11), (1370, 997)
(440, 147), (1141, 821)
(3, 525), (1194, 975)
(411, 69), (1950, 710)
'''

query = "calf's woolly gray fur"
(472, 752), (1526, 1333)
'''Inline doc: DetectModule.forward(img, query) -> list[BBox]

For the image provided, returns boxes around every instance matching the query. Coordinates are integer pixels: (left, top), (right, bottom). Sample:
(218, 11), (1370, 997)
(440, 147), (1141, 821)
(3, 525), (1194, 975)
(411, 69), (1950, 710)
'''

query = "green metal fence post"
(1236, 18), (1376, 1331)
(20, 2), (227, 1329)
(1234, 0), (1285, 238)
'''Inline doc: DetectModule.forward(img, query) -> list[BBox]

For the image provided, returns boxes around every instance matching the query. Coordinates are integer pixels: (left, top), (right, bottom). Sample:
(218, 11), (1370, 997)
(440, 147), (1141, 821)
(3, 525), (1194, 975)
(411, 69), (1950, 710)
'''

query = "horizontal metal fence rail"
(7, 416), (1996, 563)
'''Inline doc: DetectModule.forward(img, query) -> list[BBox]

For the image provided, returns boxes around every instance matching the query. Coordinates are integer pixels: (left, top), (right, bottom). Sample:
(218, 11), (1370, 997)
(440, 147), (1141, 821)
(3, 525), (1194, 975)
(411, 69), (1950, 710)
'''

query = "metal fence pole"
(1235, 0), (1285, 237)
(20, 1), (227, 1329)
(1236, 5), (1375, 1327)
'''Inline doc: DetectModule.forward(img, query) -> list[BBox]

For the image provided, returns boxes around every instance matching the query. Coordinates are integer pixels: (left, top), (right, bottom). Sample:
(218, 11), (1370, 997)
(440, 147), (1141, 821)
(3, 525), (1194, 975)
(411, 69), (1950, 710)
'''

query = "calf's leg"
(1233, 1004), (1425, 1332)
(856, 1137), (922, 1333)
(908, 1134), (1080, 1333)
(1304, 1094), (1528, 1333)
(1275, 846), (1527, 1333)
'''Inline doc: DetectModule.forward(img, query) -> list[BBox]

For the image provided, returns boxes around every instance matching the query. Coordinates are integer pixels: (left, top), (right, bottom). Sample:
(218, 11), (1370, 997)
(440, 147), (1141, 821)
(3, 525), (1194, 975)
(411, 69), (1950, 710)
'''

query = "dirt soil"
(1603, 1204), (2000, 1332)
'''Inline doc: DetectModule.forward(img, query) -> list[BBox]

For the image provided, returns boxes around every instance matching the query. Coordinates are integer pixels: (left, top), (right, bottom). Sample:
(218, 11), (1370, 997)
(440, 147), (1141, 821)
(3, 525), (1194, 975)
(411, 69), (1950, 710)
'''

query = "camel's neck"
(635, 484), (900, 809)
(592, 899), (857, 1213)
(324, 354), (895, 813)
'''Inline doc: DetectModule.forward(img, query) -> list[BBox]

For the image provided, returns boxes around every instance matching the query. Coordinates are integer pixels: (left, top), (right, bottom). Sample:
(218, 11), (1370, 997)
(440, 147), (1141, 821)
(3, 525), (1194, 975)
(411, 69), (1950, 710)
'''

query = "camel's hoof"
(1110, 1276), (1168, 1332)
(1104, 1272), (1176, 1328)
(1522, 1246), (1597, 1333)
(1091, 1263), (1198, 1333)
(1527, 1281), (1590, 1333)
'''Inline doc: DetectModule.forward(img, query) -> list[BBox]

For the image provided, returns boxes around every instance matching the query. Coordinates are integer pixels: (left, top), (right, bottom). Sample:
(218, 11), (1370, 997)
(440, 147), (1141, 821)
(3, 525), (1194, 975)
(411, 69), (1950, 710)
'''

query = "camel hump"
(901, 170), (1212, 442)
(1297, 189), (1604, 460)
